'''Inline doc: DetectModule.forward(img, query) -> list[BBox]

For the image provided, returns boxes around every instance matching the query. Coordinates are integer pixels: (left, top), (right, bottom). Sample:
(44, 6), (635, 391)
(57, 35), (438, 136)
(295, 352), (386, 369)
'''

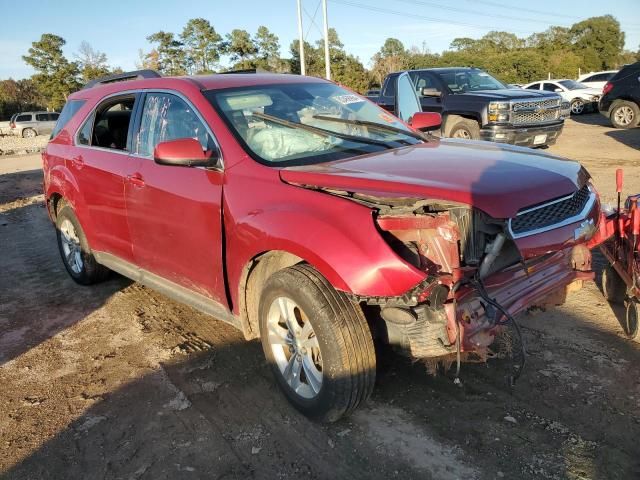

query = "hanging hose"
(471, 274), (526, 386)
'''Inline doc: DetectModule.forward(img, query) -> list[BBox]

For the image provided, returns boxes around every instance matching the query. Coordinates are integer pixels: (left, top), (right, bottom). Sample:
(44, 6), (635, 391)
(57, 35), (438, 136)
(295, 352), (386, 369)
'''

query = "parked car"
(372, 67), (566, 148)
(44, 69), (600, 421)
(10, 111), (60, 137)
(523, 79), (600, 115)
(577, 70), (618, 91)
(599, 62), (640, 129)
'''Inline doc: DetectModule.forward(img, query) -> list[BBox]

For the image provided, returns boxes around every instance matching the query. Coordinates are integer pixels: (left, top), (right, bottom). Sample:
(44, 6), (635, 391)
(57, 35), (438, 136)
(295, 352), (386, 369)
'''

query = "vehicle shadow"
(567, 114), (640, 150)
(0, 169), (43, 207)
(0, 200), (132, 368)
(567, 113), (609, 127)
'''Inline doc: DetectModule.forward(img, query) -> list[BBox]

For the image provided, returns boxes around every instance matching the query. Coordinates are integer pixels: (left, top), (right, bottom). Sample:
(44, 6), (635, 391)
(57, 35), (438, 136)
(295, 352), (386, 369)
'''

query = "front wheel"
(259, 264), (376, 422)
(570, 99), (585, 115)
(447, 119), (480, 140)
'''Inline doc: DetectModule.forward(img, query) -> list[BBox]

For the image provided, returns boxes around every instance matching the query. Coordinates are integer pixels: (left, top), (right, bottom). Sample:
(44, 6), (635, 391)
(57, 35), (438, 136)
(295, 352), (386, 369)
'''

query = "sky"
(1, 0), (639, 79)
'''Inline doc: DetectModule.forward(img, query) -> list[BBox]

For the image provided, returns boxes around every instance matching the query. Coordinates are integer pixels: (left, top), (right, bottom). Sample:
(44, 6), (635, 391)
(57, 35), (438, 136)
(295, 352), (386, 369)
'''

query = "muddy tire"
(447, 118), (480, 140)
(259, 264), (376, 422)
(55, 204), (109, 285)
(624, 299), (640, 341)
(22, 128), (36, 138)
(602, 264), (626, 304)
(610, 101), (639, 129)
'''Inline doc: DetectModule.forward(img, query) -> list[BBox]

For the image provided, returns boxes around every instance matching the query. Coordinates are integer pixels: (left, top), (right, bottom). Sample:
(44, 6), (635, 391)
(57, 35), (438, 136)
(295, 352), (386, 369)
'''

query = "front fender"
(224, 169), (427, 311)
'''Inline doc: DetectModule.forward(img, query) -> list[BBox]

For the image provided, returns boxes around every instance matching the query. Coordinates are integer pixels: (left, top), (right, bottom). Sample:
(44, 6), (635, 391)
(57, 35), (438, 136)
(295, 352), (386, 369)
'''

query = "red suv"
(43, 70), (600, 421)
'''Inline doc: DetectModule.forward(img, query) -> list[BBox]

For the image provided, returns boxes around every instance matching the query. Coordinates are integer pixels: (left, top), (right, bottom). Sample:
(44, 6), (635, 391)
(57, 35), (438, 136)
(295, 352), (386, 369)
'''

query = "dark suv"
(599, 61), (640, 129)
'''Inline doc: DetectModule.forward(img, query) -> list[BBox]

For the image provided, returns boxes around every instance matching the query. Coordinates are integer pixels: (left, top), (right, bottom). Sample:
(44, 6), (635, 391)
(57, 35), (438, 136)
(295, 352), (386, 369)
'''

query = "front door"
(125, 91), (226, 304)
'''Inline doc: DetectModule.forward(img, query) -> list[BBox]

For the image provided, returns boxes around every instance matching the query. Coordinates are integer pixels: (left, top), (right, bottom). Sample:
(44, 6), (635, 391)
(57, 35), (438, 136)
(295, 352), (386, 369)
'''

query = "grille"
(511, 98), (561, 125)
(510, 185), (591, 235)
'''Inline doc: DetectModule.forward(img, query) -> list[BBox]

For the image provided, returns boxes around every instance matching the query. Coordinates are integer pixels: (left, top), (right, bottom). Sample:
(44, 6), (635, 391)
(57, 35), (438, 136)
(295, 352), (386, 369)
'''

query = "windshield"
(559, 80), (587, 90)
(439, 69), (506, 93)
(205, 82), (422, 166)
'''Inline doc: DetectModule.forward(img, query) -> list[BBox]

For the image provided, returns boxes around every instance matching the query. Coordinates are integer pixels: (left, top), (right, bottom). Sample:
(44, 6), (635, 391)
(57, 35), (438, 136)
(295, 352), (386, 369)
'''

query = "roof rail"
(219, 68), (257, 74)
(82, 70), (161, 90)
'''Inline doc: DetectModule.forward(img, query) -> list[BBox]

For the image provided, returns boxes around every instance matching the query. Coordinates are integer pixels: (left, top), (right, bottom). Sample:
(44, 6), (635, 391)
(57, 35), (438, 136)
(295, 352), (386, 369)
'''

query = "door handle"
(126, 173), (145, 187)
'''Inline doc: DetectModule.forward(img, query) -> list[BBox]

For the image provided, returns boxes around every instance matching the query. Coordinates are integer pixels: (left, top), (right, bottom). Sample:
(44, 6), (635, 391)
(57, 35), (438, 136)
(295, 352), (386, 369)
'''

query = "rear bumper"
(480, 123), (564, 147)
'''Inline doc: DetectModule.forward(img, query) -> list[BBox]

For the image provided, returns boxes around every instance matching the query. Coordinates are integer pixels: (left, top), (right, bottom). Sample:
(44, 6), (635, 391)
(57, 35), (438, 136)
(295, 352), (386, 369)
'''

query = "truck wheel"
(610, 101), (639, 129)
(570, 99), (585, 115)
(602, 264), (626, 304)
(448, 119), (480, 140)
(56, 204), (110, 285)
(22, 128), (36, 138)
(624, 299), (640, 341)
(259, 264), (376, 422)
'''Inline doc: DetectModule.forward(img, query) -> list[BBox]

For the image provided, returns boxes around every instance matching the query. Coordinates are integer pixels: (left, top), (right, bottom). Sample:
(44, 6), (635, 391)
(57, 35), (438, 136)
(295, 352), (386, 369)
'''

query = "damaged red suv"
(43, 70), (599, 421)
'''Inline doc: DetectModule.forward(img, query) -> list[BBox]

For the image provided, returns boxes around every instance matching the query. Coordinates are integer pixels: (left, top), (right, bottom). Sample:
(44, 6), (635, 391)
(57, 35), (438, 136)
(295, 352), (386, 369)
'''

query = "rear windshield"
(51, 100), (86, 139)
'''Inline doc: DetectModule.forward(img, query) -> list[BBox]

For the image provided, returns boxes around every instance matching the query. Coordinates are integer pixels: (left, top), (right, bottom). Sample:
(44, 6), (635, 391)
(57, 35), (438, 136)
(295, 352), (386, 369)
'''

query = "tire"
(447, 118), (480, 140)
(610, 101), (639, 129)
(55, 204), (109, 285)
(624, 299), (640, 342)
(259, 264), (376, 422)
(602, 264), (626, 304)
(22, 128), (36, 138)
(570, 98), (585, 115)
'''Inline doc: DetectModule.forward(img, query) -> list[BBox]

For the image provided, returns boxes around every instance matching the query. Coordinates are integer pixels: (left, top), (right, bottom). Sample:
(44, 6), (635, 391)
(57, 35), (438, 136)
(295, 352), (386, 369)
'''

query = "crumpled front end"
(354, 182), (600, 366)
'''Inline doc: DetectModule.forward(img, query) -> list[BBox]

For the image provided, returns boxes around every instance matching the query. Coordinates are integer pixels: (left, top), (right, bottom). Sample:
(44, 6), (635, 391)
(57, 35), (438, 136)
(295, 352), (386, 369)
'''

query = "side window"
(77, 113), (94, 146)
(135, 93), (213, 157)
(543, 83), (558, 92)
(381, 76), (396, 98)
(16, 114), (32, 122)
(410, 72), (440, 95)
(92, 97), (135, 150)
(49, 113), (59, 121)
(51, 100), (85, 139)
(526, 83), (540, 90)
(36, 113), (48, 121)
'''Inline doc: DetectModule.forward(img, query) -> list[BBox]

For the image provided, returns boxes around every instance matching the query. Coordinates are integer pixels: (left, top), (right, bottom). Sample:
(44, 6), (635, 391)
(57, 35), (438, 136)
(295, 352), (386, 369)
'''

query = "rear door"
(125, 91), (226, 303)
(72, 93), (142, 262)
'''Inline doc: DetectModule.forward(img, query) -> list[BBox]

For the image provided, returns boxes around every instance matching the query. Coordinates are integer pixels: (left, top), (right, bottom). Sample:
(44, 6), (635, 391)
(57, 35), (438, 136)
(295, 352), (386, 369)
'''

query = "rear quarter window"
(51, 100), (86, 139)
(16, 114), (32, 122)
(36, 113), (48, 121)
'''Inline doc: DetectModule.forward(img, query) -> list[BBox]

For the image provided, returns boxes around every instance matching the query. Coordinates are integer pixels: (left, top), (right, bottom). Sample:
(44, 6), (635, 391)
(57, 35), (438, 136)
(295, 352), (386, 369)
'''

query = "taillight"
(602, 82), (613, 95)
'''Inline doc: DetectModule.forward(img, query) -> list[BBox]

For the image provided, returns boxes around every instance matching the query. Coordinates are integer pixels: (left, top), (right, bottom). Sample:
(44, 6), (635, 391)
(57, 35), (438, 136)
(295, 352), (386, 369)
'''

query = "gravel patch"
(0, 134), (49, 156)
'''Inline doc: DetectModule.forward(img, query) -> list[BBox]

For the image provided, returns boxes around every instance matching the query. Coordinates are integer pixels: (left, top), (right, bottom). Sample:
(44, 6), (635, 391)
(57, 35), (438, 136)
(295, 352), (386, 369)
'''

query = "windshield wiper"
(312, 115), (428, 142)
(251, 111), (395, 149)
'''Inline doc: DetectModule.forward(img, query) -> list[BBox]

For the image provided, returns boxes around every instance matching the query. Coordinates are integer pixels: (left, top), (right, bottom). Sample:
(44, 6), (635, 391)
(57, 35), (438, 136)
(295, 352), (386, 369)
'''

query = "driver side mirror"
(421, 87), (441, 98)
(410, 112), (442, 131)
(154, 138), (218, 168)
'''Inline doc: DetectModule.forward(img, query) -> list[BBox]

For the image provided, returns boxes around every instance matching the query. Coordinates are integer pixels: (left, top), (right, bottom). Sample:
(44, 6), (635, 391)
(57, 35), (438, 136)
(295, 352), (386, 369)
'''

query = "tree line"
(0, 14), (637, 118)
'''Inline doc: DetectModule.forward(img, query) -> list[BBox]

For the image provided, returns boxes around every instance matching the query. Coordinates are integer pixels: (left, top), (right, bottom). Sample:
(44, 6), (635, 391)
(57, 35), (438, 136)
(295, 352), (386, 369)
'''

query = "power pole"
(322, 0), (331, 80)
(296, 0), (306, 75)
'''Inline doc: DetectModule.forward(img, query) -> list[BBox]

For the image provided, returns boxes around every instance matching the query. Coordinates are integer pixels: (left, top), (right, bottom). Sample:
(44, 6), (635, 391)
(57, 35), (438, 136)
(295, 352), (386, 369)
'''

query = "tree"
(22, 34), (81, 110)
(146, 31), (187, 75)
(75, 41), (110, 82)
(569, 15), (625, 70)
(254, 26), (287, 71)
(180, 18), (223, 74)
(0, 78), (45, 120)
(226, 29), (257, 68)
(371, 38), (408, 85)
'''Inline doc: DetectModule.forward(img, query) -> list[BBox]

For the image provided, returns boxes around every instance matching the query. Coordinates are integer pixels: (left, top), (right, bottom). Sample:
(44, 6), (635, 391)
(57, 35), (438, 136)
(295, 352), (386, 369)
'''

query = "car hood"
(452, 89), (559, 101)
(279, 139), (588, 219)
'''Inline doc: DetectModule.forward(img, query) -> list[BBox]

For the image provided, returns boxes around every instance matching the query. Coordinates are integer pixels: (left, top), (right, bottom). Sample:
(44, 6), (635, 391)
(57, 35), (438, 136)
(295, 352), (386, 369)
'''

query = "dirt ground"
(1, 114), (639, 480)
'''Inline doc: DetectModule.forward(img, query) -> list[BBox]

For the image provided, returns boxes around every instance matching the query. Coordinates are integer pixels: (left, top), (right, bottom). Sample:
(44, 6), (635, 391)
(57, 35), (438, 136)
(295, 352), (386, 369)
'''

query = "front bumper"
(480, 122), (564, 147)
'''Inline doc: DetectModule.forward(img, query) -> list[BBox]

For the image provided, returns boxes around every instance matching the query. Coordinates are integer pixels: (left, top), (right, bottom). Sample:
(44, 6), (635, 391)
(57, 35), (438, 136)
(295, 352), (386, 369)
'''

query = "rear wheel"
(602, 264), (626, 304)
(447, 118), (480, 140)
(56, 204), (109, 285)
(570, 98), (585, 115)
(22, 128), (36, 138)
(624, 299), (640, 341)
(259, 264), (376, 422)
(610, 101), (639, 129)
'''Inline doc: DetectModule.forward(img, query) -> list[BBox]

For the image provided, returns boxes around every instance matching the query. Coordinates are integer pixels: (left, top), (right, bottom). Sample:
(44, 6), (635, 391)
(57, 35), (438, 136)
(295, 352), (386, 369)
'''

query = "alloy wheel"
(59, 218), (83, 274)
(266, 296), (323, 399)
(614, 106), (634, 126)
(452, 129), (471, 139)
(571, 100), (584, 115)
